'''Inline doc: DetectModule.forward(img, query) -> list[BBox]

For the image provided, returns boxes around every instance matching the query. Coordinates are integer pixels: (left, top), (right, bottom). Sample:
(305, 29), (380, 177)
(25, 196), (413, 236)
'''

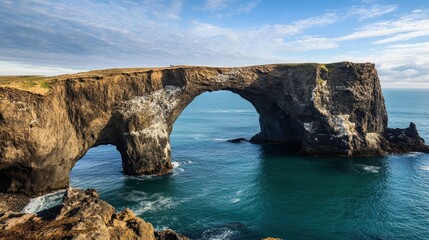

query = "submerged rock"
(0, 188), (189, 240)
(0, 62), (428, 195)
(227, 138), (249, 143)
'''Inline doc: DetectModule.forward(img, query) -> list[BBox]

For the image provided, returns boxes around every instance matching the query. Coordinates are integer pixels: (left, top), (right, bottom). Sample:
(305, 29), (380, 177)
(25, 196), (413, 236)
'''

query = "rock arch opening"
(70, 144), (122, 190)
(170, 90), (260, 150)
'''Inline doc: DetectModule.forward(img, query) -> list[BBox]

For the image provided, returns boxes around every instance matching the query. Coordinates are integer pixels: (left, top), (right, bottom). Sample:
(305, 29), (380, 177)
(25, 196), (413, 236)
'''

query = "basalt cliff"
(0, 62), (428, 195)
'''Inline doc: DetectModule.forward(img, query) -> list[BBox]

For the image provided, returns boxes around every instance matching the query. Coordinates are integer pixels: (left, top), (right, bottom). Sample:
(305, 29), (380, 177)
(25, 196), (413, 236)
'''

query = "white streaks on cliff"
(311, 78), (330, 116)
(119, 85), (183, 120)
(331, 114), (357, 138)
(120, 85), (183, 157)
(215, 69), (242, 83)
(311, 75), (358, 151)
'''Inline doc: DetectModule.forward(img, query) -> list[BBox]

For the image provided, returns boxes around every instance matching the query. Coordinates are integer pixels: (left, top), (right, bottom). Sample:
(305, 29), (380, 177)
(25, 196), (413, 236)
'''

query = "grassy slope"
(0, 76), (53, 95)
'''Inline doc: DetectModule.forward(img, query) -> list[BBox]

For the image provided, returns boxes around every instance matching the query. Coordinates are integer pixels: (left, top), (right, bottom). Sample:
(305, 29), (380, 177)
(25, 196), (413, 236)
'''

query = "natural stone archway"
(0, 62), (428, 195)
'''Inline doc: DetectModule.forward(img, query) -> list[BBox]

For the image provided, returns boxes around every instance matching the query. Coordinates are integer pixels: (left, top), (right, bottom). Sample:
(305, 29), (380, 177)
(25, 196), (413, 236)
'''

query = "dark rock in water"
(0, 62), (428, 195)
(0, 188), (189, 240)
(383, 122), (429, 153)
(227, 138), (248, 143)
(156, 229), (190, 240)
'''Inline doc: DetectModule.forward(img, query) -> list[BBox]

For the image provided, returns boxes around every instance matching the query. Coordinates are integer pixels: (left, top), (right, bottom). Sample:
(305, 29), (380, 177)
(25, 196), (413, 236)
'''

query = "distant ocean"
(25, 89), (429, 240)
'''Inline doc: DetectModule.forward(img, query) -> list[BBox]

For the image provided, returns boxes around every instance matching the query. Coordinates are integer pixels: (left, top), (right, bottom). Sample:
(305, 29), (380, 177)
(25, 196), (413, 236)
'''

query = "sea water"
(26, 89), (429, 240)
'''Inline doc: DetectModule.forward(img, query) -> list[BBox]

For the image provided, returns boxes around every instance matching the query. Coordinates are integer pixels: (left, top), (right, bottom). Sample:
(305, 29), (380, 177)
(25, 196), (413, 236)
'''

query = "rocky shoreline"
(0, 192), (30, 213)
(0, 188), (189, 240)
(0, 188), (282, 239)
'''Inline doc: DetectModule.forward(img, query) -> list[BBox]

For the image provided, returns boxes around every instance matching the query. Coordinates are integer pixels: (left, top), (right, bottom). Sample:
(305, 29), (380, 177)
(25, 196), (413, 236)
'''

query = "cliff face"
(0, 188), (189, 240)
(0, 62), (428, 195)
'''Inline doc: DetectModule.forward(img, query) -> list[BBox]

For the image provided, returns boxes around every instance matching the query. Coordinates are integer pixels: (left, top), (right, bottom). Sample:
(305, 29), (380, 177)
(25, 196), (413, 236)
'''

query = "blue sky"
(0, 0), (428, 88)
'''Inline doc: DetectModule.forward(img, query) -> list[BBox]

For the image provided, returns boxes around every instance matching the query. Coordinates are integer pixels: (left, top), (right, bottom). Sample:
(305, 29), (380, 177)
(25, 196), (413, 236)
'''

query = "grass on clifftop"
(0, 76), (53, 94)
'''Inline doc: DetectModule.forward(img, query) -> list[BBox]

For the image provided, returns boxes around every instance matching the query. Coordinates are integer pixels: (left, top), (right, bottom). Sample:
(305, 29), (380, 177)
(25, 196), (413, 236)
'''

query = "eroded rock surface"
(0, 62), (428, 195)
(0, 188), (189, 240)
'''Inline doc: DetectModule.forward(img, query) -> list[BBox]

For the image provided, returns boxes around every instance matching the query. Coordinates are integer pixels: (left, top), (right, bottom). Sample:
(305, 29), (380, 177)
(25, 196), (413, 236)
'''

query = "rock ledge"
(0, 188), (189, 240)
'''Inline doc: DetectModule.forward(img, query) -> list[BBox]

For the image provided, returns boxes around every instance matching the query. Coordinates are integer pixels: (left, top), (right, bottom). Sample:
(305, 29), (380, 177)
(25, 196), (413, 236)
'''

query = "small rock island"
(0, 62), (428, 196)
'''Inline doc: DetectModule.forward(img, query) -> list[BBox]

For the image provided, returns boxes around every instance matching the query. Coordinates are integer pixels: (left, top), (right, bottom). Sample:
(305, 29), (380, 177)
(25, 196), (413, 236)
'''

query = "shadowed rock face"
(0, 62), (427, 195)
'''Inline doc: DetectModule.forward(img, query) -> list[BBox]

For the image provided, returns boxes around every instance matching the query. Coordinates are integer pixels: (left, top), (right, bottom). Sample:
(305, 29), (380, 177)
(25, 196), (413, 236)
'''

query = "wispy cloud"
(338, 9), (429, 44)
(205, 0), (229, 11)
(351, 4), (397, 21)
(269, 13), (338, 36)
(0, 1), (428, 88)
(0, 0), (339, 70)
(204, 0), (259, 17)
(333, 42), (429, 88)
(0, 61), (80, 76)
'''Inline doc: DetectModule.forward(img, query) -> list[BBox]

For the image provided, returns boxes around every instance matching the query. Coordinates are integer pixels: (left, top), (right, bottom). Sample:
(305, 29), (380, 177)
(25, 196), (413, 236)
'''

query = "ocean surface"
(25, 89), (429, 240)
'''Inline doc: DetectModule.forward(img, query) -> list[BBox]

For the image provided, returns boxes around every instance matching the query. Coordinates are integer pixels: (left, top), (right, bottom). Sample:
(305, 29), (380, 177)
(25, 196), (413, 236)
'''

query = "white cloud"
(204, 0), (259, 16)
(351, 4), (397, 21)
(263, 36), (338, 52)
(0, 61), (80, 76)
(269, 13), (338, 36)
(205, 0), (228, 11)
(333, 42), (429, 88)
(338, 9), (429, 43)
(0, 1), (428, 88)
(0, 0), (340, 70)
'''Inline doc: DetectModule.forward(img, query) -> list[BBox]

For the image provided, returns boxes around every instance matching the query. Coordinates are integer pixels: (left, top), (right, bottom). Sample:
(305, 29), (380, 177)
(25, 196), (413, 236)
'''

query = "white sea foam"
(420, 166), (429, 171)
(128, 190), (186, 216)
(355, 164), (381, 173)
(172, 161), (180, 168)
(124, 174), (154, 181)
(213, 138), (229, 142)
(201, 227), (238, 240)
(405, 152), (423, 157)
(23, 190), (65, 213)
(229, 189), (243, 203)
(134, 195), (175, 215)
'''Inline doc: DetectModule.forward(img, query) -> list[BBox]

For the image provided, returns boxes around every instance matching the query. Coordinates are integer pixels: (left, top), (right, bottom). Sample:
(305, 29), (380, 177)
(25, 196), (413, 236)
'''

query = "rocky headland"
(0, 62), (428, 196)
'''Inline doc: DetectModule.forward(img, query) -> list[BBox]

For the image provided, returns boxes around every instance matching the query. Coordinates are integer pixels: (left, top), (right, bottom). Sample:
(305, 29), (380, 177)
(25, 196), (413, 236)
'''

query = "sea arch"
(2, 62), (426, 195)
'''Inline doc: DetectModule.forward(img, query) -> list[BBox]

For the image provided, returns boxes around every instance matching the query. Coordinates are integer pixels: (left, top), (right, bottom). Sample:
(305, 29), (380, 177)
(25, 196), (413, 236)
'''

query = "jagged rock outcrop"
(0, 188), (189, 240)
(0, 62), (428, 195)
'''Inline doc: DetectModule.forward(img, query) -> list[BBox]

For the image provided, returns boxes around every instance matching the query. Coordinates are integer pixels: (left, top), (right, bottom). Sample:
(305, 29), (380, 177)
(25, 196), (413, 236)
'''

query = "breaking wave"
(23, 190), (65, 213)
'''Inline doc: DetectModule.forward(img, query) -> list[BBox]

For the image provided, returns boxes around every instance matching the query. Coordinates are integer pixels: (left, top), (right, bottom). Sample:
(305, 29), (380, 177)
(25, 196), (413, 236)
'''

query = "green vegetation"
(0, 76), (53, 94)
(319, 64), (329, 72)
(316, 78), (327, 87)
(40, 81), (51, 89)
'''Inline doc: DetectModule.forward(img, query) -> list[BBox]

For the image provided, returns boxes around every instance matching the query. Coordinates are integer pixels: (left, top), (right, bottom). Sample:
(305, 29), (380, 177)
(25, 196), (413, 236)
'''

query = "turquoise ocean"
(25, 89), (429, 240)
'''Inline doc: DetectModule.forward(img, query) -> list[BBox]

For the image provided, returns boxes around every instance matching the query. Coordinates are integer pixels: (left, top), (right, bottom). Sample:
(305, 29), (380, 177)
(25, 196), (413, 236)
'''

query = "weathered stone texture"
(0, 188), (189, 240)
(0, 62), (427, 195)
